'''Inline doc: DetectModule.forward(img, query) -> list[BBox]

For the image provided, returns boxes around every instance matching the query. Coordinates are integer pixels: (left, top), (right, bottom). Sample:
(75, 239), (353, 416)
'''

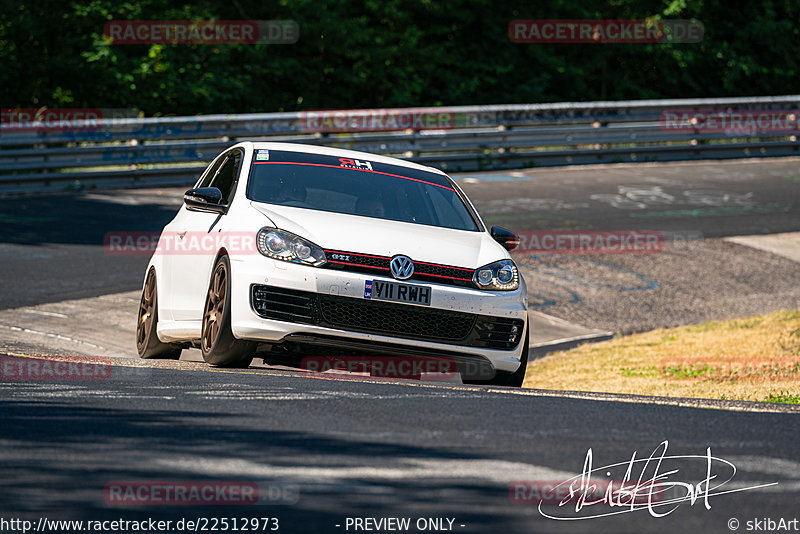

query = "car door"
(167, 149), (244, 322)
(158, 153), (225, 321)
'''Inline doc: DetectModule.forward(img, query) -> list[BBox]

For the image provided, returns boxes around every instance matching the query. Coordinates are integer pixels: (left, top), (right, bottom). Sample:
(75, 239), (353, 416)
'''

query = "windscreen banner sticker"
(339, 158), (372, 171)
(364, 280), (373, 299)
(255, 149), (269, 161)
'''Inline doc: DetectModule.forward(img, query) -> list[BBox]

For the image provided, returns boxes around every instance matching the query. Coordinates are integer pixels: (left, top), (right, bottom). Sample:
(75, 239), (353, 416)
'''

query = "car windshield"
(246, 149), (479, 231)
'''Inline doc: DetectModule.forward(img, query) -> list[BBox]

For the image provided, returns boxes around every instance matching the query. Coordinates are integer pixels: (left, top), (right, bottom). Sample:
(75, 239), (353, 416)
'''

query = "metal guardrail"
(1, 95), (799, 194)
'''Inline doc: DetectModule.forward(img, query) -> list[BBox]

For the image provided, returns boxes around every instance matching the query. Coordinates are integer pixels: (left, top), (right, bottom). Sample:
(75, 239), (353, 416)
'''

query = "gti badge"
(389, 255), (414, 280)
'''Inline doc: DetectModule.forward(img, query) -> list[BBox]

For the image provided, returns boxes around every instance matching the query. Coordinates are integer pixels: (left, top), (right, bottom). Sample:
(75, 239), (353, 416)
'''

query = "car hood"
(249, 202), (504, 268)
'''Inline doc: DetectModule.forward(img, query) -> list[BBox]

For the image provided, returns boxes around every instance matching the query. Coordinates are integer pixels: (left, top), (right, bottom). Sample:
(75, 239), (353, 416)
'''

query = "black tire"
(486, 325), (529, 387)
(201, 255), (255, 368)
(137, 268), (182, 360)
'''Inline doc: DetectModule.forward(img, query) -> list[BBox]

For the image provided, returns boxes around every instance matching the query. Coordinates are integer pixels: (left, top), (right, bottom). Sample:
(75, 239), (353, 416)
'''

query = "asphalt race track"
(2, 360), (800, 534)
(1, 157), (800, 533)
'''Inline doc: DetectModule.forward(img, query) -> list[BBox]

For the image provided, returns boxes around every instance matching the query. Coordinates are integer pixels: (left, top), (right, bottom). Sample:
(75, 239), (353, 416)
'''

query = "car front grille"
(250, 284), (524, 349)
(322, 249), (474, 287)
(318, 294), (475, 341)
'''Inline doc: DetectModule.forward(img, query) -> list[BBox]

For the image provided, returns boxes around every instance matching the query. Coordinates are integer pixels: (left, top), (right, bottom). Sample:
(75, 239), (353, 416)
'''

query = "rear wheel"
(137, 268), (182, 360)
(201, 255), (255, 368)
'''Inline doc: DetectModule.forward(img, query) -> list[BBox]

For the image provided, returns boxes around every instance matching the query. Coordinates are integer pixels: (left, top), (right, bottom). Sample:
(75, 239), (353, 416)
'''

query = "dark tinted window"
(246, 150), (478, 231)
(197, 155), (225, 188)
(211, 151), (242, 203)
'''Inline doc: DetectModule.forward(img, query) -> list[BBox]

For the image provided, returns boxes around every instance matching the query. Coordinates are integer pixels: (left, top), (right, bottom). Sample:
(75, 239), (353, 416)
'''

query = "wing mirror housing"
(184, 187), (226, 213)
(490, 226), (520, 251)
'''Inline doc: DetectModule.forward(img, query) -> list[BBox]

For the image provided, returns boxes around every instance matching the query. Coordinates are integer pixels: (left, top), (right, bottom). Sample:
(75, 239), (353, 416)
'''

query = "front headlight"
(256, 228), (326, 266)
(473, 259), (519, 291)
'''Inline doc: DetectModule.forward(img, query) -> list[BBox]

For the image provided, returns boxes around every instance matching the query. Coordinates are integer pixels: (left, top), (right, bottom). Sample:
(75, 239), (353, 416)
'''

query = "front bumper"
(229, 257), (528, 374)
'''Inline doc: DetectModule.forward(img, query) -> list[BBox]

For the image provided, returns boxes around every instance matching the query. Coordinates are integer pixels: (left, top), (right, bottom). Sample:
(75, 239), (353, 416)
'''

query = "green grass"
(764, 392), (800, 404)
(662, 363), (713, 379)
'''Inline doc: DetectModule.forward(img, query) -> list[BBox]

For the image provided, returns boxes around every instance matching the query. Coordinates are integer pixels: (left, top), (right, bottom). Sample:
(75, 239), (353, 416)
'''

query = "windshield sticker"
(339, 158), (372, 171)
(255, 150), (269, 161)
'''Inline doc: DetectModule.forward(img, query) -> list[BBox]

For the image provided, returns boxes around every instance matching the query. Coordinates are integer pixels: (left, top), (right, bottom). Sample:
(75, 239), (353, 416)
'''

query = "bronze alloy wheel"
(137, 268), (181, 359)
(201, 255), (255, 367)
(202, 261), (227, 354)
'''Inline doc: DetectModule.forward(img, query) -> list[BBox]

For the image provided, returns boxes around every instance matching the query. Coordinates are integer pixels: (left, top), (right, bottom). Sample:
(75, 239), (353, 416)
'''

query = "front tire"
(137, 268), (182, 360)
(201, 255), (255, 368)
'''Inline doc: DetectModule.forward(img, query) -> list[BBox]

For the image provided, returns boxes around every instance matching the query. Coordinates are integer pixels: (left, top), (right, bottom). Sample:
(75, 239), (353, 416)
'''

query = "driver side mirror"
(490, 226), (520, 251)
(184, 187), (226, 214)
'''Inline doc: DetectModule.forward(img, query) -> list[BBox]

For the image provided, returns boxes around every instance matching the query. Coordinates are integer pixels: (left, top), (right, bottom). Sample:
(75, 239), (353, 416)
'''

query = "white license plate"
(364, 280), (431, 306)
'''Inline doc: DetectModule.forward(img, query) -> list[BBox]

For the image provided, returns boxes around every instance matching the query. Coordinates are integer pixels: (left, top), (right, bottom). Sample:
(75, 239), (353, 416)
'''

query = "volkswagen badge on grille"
(389, 255), (414, 280)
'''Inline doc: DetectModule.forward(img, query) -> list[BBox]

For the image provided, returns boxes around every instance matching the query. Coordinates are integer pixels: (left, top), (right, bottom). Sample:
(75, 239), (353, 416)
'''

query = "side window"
(210, 150), (242, 203)
(197, 155), (226, 188)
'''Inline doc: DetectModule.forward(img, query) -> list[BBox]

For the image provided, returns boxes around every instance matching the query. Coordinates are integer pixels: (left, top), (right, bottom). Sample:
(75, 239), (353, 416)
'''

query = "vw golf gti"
(136, 142), (529, 386)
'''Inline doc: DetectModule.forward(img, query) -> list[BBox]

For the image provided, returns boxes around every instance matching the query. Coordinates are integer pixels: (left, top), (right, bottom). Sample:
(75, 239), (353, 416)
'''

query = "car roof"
(235, 141), (448, 176)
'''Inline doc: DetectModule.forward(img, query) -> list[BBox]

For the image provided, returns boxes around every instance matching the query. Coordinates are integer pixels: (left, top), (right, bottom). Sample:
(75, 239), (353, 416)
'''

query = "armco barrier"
(1, 96), (799, 194)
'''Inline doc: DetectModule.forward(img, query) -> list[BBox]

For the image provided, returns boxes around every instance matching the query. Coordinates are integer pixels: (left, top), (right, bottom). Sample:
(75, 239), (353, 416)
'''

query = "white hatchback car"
(137, 142), (529, 386)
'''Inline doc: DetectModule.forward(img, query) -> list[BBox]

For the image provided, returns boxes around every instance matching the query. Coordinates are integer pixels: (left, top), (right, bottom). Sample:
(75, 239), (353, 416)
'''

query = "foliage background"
(1, 0), (797, 116)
